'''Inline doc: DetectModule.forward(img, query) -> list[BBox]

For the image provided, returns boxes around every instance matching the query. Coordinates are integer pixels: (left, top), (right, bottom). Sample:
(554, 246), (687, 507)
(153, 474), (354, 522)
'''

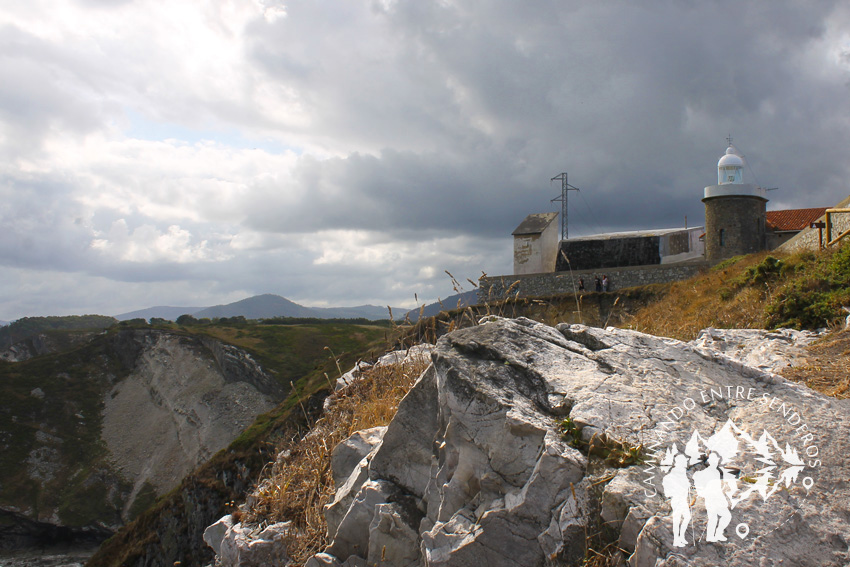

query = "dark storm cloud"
(2, 0), (849, 319)
(239, 0), (850, 239)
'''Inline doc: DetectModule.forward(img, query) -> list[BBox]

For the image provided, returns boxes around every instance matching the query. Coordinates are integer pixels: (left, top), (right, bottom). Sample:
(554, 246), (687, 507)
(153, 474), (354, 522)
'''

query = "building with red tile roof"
(766, 207), (828, 248)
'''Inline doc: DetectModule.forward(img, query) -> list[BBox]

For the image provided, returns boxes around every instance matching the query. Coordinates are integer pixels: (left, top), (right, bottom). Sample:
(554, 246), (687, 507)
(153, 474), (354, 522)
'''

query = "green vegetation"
(764, 245), (850, 329)
(0, 332), (130, 528)
(127, 482), (157, 521)
(187, 320), (389, 389)
(0, 314), (117, 348)
(629, 243), (850, 339)
(559, 417), (644, 468)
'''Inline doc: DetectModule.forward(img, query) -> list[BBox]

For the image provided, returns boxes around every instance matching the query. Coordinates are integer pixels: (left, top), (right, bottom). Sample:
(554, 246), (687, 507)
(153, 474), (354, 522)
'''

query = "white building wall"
(540, 221), (559, 272)
(514, 234), (543, 275)
(659, 227), (705, 264)
(513, 214), (560, 274)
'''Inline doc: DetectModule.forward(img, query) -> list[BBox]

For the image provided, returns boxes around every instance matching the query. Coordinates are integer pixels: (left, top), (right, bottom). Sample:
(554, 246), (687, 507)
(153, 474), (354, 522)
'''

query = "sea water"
(0, 546), (97, 567)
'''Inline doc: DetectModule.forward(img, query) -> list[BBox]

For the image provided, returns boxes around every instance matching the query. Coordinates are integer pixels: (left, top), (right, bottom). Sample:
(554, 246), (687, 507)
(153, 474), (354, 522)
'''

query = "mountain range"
(116, 292), (480, 323)
(116, 294), (396, 321)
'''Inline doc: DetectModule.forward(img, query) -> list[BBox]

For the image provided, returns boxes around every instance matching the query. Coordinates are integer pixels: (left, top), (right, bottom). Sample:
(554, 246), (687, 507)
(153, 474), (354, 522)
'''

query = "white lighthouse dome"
(718, 145), (744, 168)
(717, 144), (744, 184)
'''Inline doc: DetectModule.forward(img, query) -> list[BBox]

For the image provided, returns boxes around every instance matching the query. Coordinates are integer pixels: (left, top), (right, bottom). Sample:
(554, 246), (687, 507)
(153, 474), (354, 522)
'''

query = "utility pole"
(550, 172), (580, 240)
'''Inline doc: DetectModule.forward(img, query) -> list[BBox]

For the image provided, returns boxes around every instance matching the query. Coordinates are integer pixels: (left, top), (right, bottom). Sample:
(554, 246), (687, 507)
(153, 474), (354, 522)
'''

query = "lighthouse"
(702, 139), (767, 262)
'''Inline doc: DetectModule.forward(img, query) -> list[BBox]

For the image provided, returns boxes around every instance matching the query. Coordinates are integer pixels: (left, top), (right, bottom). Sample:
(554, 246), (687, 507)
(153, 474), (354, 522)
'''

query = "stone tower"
(702, 140), (767, 262)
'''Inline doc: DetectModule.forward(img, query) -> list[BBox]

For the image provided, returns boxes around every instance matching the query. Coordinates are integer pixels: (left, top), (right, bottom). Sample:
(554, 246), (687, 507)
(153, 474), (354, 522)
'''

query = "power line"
(576, 188), (606, 235)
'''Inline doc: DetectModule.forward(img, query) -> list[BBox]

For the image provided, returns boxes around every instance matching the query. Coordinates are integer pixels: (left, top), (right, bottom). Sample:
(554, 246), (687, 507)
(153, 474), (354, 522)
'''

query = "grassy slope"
(0, 315), (116, 349)
(626, 243), (850, 340)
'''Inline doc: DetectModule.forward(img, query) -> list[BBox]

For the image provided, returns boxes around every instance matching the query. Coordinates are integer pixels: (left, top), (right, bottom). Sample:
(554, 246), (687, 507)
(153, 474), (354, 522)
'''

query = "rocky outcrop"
(102, 331), (282, 521)
(689, 327), (821, 374)
(204, 515), (292, 566)
(0, 331), (100, 362)
(335, 345), (434, 391)
(307, 318), (849, 566)
(201, 337), (286, 398)
(0, 328), (285, 553)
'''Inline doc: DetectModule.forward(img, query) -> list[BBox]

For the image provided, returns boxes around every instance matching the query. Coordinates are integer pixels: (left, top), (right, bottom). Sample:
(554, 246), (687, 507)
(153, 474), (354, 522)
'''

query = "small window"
(719, 229), (725, 246)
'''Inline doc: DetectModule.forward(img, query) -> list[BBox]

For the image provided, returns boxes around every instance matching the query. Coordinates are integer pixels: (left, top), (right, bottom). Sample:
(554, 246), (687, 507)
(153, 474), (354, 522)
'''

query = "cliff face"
(101, 331), (281, 521)
(0, 328), (283, 551)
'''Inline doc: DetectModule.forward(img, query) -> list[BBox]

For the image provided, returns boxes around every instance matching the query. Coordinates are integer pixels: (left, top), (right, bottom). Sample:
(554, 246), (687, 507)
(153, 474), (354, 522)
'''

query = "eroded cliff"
(0, 328), (283, 552)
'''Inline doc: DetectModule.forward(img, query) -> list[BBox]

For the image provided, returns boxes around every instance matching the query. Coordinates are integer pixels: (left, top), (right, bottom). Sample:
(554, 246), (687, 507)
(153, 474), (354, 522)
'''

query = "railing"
(825, 208), (850, 247)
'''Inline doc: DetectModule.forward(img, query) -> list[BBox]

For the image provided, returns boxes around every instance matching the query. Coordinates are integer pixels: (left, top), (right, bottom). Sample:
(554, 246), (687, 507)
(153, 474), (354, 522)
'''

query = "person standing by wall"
(602, 275), (609, 292)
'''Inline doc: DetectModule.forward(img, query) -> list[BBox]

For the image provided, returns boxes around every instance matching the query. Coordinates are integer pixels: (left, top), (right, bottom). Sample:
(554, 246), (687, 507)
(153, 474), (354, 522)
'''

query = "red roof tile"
(766, 207), (828, 232)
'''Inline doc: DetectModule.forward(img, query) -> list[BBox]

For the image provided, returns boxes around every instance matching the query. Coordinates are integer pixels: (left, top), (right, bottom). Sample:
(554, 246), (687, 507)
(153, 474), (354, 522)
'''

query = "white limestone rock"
(335, 361), (372, 391)
(335, 344), (435, 391)
(325, 427), (387, 539)
(689, 327), (821, 374)
(204, 517), (291, 567)
(203, 515), (234, 556)
(314, 318), (850, 566)
(331, 426), (387, 489)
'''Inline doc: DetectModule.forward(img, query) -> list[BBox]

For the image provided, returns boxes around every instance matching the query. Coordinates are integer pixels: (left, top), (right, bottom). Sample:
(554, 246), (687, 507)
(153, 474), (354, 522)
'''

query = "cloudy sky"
(2, 0), (850, 320)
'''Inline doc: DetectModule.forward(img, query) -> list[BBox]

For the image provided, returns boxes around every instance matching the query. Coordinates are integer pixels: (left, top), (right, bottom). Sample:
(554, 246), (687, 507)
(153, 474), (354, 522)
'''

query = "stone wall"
(779, 195), (850, 254)
(478, 261), (707, 302)
(703, 195), (766, 261)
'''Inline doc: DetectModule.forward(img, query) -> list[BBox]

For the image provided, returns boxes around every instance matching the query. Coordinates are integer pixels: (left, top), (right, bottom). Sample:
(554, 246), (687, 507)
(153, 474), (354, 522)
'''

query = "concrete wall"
(555, 227), (704, 271)
(766, 231), (797, 250)
(778, 195), (850, 254)
(660, 228), (705, 264)
(513, 219), (559, 274)
(703, 195), (766, 261)
(479, 262), (707, 302)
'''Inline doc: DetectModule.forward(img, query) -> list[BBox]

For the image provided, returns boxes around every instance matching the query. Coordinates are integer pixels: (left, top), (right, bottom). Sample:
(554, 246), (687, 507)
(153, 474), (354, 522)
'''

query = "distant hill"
(406, 290), (479, 321)
(117, 295), (401, 322)
(311, 305), (394, 320)
(116, 306), (205, 321)
(194, 294), (316, 320)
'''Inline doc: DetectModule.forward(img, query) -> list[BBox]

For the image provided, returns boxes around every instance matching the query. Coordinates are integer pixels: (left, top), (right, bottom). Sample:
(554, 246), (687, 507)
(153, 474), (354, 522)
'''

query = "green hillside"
(0, 317), (392, 558)
(627, 243), (850, 340)
(0, 315), (117, 349)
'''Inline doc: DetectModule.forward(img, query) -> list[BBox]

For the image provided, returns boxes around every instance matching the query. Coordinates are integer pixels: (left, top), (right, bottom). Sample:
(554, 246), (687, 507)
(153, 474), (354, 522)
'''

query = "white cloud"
(2, 0), (850, 320)
(90, 220), (229, 264)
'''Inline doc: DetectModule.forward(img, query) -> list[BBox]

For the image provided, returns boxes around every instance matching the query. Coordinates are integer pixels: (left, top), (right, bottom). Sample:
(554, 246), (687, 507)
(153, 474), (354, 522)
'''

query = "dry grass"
(244, 354), (431, 564)
(628, 243), (850, 340)
(784, 328), (850, 399)
(626, 253), (774, 341)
